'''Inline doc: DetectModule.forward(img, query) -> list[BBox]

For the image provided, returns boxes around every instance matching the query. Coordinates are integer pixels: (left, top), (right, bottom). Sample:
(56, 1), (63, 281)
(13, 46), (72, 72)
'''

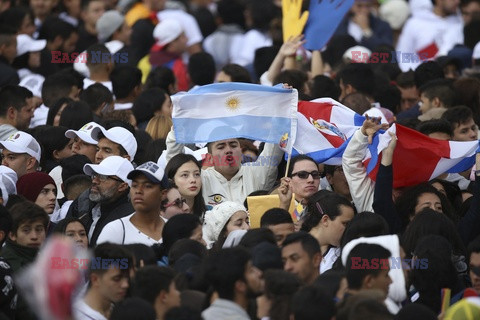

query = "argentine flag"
(171, 83), (298, 148)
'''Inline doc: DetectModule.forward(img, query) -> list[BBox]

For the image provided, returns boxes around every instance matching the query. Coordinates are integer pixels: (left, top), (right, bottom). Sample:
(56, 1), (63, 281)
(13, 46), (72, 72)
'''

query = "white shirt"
(83, 78), (113, 92)
(88, 204), (102, 241)
(73, 299), (108, 320)
(29, 104), (49, 128)
(231, 29), (272, 67)
(320, 247), (340, 274)
(96, 213), (163, 246)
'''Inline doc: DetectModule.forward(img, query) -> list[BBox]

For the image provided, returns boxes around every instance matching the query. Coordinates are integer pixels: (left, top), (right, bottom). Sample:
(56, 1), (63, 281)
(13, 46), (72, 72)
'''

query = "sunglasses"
(91, 172), (123, 183)
(164, 198), (187, 208)
(291, 170), (321, 179)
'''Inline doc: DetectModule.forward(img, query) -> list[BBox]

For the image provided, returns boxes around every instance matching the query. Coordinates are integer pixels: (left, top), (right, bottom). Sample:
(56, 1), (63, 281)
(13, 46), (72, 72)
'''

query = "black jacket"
(66, 189), (134, 247)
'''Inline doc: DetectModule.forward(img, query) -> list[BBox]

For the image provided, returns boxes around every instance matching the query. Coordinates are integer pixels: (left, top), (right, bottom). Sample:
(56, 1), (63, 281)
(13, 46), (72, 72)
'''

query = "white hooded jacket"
(341, 235), (407, 314)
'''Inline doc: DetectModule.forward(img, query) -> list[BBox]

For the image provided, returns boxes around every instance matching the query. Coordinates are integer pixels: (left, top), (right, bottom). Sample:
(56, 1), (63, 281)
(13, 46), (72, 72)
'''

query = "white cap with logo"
(83, 156), (134, 185)
(0, 131), (41, 162)
(96, 126), (137, 161)
(65, 122), (103, 144)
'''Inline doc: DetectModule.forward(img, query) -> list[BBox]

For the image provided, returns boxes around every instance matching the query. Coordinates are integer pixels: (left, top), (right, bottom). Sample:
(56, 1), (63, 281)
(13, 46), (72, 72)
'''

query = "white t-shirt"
(73, 299), (108, 320)
(29, 104), (49, 128)
(96, 213), (163, 246)
(320, 247), (340, 274)
(83, 78), (113, 92)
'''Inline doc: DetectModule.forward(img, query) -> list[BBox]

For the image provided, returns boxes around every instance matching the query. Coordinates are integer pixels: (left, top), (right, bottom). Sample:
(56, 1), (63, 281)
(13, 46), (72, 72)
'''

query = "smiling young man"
(73, 243), (134, 320)
(166, 128), (283, 207)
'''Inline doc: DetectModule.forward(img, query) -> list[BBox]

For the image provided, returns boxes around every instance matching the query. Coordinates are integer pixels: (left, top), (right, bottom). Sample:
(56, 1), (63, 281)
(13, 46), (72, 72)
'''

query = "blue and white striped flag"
(171, 83), (298, 149)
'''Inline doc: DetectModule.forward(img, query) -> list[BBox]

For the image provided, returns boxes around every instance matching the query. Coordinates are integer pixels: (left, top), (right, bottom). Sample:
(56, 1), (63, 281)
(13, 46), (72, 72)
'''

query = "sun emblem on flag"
(226, 96), (240, 111)
(279, 133), (288, 148)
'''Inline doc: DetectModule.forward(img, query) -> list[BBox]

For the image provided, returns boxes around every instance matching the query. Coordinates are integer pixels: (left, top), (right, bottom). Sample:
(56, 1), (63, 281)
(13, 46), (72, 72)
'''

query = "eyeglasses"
(91, 172), (123, 183)
(164, 198), (187, 209)
(291, 170), (321, 179)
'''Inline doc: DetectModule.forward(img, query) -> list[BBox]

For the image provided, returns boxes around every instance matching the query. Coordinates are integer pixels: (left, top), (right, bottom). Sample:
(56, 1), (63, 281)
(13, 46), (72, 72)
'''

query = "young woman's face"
(173, 161), (201, 199)
(225, 210), (250, 235)
(65, 221), (88, 248)
(53, 103), (68, 127)
(162, 188), (190, 220)
(414, 192), (442, 215)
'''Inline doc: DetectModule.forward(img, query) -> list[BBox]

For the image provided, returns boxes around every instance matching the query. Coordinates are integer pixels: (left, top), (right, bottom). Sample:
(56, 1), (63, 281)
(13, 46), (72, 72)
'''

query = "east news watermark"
(351, 257), (429, 270)
(51, 51), (128, 64)
(51, 257), (130, 269)
(351, 51), (431, 64)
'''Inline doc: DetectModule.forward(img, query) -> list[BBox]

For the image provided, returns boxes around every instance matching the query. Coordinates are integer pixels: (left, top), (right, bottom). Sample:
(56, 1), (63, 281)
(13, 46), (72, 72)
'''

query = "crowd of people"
(0, 0), (478, 319)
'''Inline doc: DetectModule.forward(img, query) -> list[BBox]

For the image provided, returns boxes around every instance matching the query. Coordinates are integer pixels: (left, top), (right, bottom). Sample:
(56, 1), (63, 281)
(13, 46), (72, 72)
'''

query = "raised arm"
(165, 126), (186, 162)
(342, 116), (388, 212)
(266, 35), (306, 84)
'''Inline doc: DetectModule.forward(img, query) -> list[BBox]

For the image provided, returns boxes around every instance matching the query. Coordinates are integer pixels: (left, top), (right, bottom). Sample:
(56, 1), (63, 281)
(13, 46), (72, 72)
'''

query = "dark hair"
(46, 97), (74, 126)
(38, 17), (76, 43)
(396, 70), (416, 88)
(401, 208), (465, 258)
(59, 101), (94, 130)
(416, 119), (453, 137)
(41, 73), (78, 108)
(263, 269), (301, 320)
(301, 190), (354, 232)
(160, 214), (202, 257)
(133, 266), (176, 304)
(337, 63), (375, 97)
(86, 43), (111, 66)
(188, 52), (215, 86)
(238, 228), (276, 248)
(89, 242), (134, 276)
(273, 70), (308, 94)
(282, 231), (321, 258)
(0, 85), (33, 117)
(0, 206), (12, 243)
(217, 0), (245, 27)
(9, 201), (49, 235)
(346, 297), (393, 320)
(453, 77), (480, 124)
(220, 64), (251, 83)
(340, 212), (389, 248)
(202, 247), (251, 300)
(63, 174), (91, 200)
(80, 83), (113, 114)
(164, 307), (202, 320)
(345, 243), (391, 290)
(310, 75), (340, 100)
(143, 139), (166, 163)
(410, 235), (459, 313)
(341, 92), (372, 115)
(419, 79), (455, 108)
(374, 83), (401, 113)
(394, 182), (454, 228)
(32, 126), (70, 171)
(0, 7), (33, 33)
(167, 238), (207, 267)
(291, 286), (336, 320)
(468, 235), (480, 259)
(245, 0), (279, 31)
(110, 66), (142, 99)
(132, 88), (168, 124)
(60, 154), (92, 182)
(144, 66), (176, 94)
(110, 297), (156, 320)
(260, 208), (293, 227)
(287, 155), (317, 177)
(414, 61), (444, 88)
(52, 217), (87, 235)
(124, 244), (158, 269)
(441, 105), (475, 128)
(165, 154), (206, 217)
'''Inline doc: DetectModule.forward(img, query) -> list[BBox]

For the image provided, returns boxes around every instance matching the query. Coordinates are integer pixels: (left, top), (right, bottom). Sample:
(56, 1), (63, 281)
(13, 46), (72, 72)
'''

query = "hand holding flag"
(282, 0), (309, 42)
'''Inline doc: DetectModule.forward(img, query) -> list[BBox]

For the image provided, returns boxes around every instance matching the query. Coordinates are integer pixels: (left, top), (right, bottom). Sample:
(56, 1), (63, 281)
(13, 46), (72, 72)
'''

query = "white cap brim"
(65, 129), (99, 145)
(0, 141), (40, 162)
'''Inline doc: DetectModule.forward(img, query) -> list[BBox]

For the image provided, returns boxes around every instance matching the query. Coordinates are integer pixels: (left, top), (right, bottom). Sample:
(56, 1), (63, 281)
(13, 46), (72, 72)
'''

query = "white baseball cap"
(153, 19), (183, 48)
(16, 34), (47, 57)
(83, 156), (134, 184)
(65, 122), (103, 145)
(0, 165), (17, 205)
(0, 131), (41, 162)
(96, 126), (137, 161)
(127, 161), (165, 185)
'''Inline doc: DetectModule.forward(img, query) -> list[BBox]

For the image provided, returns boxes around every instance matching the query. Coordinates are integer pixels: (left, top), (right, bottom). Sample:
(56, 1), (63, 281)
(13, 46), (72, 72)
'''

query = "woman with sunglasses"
(300, 190), (355, 273)
(160, 186), (190, 221)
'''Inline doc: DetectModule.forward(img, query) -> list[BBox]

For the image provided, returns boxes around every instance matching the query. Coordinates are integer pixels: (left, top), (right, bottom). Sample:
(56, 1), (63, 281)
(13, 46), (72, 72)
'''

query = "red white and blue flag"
(288, 98), (365, 164)
(365, 124), (480, 188)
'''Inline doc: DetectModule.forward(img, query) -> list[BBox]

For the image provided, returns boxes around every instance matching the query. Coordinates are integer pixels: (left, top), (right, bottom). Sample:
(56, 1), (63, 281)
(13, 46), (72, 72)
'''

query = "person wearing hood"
(341, 235), (408, 314)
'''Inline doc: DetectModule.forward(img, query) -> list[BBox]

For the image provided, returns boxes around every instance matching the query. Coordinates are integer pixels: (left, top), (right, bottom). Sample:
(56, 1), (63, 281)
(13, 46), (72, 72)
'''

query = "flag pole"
(284, 151), (292, 178)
